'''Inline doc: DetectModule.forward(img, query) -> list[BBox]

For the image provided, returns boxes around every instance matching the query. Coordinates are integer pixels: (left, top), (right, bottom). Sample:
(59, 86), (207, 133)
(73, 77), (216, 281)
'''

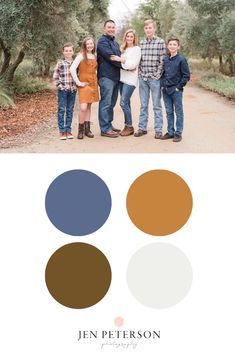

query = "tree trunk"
(227, 56), (234, 76)
(219, 54), (224, 73)
(5, 49), (25, 82)
(0, 39), (11, 78)
(43, 63), (51, 76)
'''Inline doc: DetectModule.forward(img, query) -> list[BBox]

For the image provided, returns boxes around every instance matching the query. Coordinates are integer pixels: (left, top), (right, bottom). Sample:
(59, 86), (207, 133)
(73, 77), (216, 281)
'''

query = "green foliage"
(0, 0), (109, 81)
(188, 0), (234, 16)
(198, 73), (235, 100)
(9, 72), (50, 95)
(218, 10), (235, 57)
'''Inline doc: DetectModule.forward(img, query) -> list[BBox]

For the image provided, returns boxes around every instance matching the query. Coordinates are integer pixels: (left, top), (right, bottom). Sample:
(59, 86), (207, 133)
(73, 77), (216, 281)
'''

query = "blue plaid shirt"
(139, 36), (166, 81)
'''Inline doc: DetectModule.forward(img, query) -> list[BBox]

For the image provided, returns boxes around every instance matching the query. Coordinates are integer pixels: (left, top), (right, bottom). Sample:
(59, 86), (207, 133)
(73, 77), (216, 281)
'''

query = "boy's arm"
(156, 40), (166, 80)
(178, 58), (190, 89)
(53, 62), (62, 88)
(97, 39), (121, 68)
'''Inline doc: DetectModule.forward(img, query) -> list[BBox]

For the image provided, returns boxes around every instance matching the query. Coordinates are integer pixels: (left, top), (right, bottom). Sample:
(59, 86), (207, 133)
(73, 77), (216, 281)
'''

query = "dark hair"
(104, 19), (115, 27)
(62, 42), (74, 50)
(167, 37), (180, 46)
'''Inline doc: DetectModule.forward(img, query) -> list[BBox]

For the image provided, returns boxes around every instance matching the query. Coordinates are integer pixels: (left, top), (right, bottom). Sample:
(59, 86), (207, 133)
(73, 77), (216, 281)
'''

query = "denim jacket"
(97, 34), (121, 82)
(161, 54), (190, 95)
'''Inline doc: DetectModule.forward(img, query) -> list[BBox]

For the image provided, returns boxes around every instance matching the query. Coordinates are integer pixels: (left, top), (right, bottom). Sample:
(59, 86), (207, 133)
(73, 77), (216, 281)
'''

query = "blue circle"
(45, 170), (112, 236)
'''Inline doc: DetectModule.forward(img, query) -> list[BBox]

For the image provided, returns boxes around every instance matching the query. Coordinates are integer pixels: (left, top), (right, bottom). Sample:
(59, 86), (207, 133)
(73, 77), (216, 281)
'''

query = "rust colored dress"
(77, 58), (99, 104)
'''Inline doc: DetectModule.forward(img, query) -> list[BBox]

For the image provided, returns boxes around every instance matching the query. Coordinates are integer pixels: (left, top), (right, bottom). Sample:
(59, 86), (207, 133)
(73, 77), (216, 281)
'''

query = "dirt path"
(1, 83), (235, 153)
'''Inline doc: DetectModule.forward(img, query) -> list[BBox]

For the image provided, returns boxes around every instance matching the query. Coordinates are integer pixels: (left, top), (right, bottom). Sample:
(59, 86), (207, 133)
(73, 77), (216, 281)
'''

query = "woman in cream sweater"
(111, 29), (141, 136)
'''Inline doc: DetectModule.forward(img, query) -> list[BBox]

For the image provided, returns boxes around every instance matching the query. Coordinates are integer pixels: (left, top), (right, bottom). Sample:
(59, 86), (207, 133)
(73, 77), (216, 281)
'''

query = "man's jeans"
(138, 77), (163, 132)
(120, 83), (136, 127)
(98, 77), (119, 133)
(57, 89), (76, 133)
(163, 90), (184, 136)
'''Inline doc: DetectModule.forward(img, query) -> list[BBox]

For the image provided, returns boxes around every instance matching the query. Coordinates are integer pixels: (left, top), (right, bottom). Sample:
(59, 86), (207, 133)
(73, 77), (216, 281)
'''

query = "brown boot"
(120, 125), (134, 136)
(84, 121), (94, 138)
(77, 123), (84, 139)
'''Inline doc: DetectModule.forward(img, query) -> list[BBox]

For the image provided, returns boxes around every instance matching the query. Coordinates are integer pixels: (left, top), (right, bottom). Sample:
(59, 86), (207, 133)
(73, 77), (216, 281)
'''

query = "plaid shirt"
(53, 58), (77, 91)
(139, 36), (166, 80)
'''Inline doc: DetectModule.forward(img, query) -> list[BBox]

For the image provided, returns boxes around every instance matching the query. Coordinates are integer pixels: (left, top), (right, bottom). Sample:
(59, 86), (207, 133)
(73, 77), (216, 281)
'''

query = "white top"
(70, 52), (95, 86)
(120, 46), (141, 87)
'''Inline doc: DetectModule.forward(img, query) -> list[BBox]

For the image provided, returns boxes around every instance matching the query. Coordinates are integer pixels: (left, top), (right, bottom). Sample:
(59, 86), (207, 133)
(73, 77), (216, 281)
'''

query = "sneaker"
(59, 132), (67, 140)
(173, 134), (182, 142)
(154, 132), (162, 139)
(134, 129), (147, 137)
(160, 133), (174, 140)
(66, 132), (74, 139)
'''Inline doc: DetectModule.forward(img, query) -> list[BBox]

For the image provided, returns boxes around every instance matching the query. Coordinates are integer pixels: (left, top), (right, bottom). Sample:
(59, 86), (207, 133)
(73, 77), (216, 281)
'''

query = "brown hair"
(104, 19), (115, 27)
(167, 37), (180, 46)
(144, 19), (157, 29)
(120, 29), (138, 53)
(62, 42), (74, 50)
(80, 36), (96, 61)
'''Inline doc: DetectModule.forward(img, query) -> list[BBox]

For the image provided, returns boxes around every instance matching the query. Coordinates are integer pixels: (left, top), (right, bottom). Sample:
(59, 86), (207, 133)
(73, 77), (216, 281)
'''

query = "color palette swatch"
(45, 170), (111, 236)
(44, 169), (193, 310)
(126, 170), (193, 236)
(45, 243), (111, 309)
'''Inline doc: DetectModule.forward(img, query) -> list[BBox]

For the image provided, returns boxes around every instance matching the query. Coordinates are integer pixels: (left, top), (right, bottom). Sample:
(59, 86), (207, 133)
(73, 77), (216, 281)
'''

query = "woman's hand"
(79, 82), (89, 87)
(110, 55), (125, 64)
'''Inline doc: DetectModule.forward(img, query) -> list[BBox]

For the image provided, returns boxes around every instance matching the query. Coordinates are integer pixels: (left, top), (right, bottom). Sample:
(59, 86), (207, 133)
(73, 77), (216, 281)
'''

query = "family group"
(53, 19), (190, 143)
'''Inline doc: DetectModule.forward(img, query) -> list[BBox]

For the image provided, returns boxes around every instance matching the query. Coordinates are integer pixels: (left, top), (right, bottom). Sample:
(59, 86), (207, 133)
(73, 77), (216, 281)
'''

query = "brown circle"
(45, 243), (112, 309)
(126, 170), (193, 236)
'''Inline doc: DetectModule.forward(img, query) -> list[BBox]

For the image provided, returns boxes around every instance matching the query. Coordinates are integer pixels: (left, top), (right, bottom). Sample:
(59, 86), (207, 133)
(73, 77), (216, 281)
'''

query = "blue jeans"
(138, 77), (163, 132)
(163, 90), (184, 136)
(120, 83), (136, 126)
(57, 89), (76, 133)
(98, 77), (119, 133)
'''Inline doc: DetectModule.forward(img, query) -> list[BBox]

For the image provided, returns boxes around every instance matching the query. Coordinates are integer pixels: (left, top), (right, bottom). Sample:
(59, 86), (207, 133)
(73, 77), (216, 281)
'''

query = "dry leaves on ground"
(0, 90), (57, 140)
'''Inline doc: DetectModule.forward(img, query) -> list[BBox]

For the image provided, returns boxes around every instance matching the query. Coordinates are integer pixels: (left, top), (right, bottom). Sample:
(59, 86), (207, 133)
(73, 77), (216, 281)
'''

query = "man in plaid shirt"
(134, 20), (166, 139)
(53, 43), (77, 140)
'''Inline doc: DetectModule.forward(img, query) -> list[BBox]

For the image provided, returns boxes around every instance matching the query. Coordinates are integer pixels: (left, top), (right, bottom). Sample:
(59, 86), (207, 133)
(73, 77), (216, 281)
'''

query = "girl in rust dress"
(70, 37), (99, 139)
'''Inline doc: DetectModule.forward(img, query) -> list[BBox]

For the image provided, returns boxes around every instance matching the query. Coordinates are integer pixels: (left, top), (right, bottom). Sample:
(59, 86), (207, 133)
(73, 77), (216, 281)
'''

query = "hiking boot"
(120, 125), (134, 136)
(173, 134), (182, 142)
(160, 133), (174, 140)
(77, 123), (84, 139)
(84, 121), (94, 138)
(134, 129), (147, 137)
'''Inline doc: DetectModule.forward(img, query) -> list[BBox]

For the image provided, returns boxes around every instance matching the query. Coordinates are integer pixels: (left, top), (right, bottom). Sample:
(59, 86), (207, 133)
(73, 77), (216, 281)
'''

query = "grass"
(198, 73), (235, 101)
(0, 82), (15, 109)
(189, 58), (220, 73)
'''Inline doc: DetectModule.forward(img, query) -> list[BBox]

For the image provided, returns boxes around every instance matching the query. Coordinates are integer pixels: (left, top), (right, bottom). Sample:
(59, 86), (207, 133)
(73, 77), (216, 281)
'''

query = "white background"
(1, 154), (235, 352)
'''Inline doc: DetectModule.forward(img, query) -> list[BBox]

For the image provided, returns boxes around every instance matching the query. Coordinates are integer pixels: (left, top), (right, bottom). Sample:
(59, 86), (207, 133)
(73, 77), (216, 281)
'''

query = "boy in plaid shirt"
(53, 43), (77, 140)
(134, 20), (166, 139)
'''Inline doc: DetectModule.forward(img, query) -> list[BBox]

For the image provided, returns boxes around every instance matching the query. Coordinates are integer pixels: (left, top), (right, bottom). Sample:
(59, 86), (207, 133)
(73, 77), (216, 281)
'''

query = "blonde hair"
(144, 19), (157, 29)
(80, 36), (96, 61)
(120, 29), (138, 53)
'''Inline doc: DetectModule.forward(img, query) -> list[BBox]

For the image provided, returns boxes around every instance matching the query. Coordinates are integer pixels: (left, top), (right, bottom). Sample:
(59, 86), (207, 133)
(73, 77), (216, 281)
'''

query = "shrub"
(0, 82), (15, 109)
(9, 71), (50, 95)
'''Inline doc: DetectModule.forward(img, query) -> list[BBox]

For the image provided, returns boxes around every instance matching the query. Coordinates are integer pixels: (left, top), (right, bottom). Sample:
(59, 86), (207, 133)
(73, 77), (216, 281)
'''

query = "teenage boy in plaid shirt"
(134, 20), (166, 139)
(53, 43), (77, 140)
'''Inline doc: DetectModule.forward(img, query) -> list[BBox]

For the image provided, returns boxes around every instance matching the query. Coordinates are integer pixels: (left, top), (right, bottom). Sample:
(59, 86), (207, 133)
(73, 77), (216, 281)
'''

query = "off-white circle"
(127, 243), (193, 308)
